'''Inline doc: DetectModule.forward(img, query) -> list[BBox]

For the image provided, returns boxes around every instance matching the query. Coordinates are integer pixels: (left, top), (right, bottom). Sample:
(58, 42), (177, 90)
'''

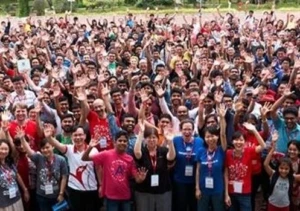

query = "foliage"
(52, 0), (78, 13)
(19, 0), (30, 17)
(32, 0), (48, 15)
(134, 0), (174, 8)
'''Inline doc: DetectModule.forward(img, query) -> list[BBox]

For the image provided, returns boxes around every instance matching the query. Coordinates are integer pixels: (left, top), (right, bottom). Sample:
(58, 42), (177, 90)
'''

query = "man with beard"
(56, 114), (75, 145)
(120, 113), (137, 156)
(110, 88), (127, 127)
(79, 86), (119, 152)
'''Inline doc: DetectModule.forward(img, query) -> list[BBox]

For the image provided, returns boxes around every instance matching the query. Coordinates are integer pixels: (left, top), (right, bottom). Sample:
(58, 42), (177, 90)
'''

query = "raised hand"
(52, 86), (61, 98)
(217, 103), (227, 118)
(101, 83), (110, 96)
(140, 88), (150, 103)
(155, 85), (165, 98)
(44, 124), (54, 138)
(243, 122), (256, 132)
(283, 84), (294, 97)
(74, 75), (90, 88)
(136, 167), (148, 181)
(89, 139), (99, 148)
(15, 127), (25, 139)
(75, 87), (87, 101)
(164, 127), (174, 144)
(260, 102), (272, 118)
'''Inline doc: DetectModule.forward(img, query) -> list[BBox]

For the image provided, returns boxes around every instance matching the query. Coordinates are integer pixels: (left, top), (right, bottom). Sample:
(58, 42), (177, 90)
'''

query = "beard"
(63, 126), (73, 133)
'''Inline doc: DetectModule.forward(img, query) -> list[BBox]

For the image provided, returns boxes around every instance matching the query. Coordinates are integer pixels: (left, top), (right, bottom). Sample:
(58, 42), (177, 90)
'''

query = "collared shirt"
(273, 117), (300, 153)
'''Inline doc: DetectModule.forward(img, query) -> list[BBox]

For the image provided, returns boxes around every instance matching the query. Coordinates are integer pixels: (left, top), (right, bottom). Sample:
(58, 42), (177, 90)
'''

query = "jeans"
(197, 193), (225, 211)
(36, 194), (58, 211)
(105, 198), (132, 211)
(230, 194), (252, 211)
(172, 182), (197, 211)
(67, 187), (100, 211)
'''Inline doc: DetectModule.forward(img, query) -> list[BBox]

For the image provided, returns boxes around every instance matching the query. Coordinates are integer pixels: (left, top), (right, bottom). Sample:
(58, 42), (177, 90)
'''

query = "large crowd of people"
(0, 6), (299, 211)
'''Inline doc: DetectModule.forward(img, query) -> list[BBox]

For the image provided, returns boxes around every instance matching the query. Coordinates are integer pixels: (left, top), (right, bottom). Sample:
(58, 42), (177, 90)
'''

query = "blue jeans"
(230, 194), (251, 211)
(197, 193), (225, 211)
(105, 198), (131, 211)
(36, 194), (57, 211)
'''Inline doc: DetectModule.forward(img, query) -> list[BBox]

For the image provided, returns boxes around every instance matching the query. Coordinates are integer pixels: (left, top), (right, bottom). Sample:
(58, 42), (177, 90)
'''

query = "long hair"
(0, 139), (14, 167)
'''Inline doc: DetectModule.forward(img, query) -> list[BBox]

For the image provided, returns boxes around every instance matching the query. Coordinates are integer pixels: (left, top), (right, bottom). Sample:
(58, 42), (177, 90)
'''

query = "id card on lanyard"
(232, 150), (244, 193)
(205, 150), (215, 189)
(184, 141), (194, 177)
(45, 157), (55, 195)
(1, 166), (16, 198)
(150, 154), (159, 187)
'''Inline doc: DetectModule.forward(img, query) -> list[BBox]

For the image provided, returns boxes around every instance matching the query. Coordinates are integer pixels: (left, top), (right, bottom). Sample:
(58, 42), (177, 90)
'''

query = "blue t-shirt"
(273, 117), (300, 153)
(196, 146), (224, 195)
(173, 136), (204, 184)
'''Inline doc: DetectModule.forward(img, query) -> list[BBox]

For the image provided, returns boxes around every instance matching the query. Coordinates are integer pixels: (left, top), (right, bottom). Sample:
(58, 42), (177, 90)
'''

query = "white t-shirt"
(65, 145), (98, 191)
(7, 90), (37, 108)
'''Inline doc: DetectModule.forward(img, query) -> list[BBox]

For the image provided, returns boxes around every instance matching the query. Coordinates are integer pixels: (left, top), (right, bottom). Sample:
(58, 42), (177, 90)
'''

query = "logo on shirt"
(110, 160), (128, 182)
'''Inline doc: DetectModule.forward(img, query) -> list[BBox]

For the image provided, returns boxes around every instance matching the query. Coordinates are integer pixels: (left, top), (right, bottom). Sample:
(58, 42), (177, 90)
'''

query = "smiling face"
(121, 117), (135, 133)
(0, 141), (9, 162)
(71, 128), (86, 147)
(40, 142), (54, 158)
(232, 135), (245, 152)
(284, 113), (297, 130)
(288, 143), (299, 160)
(145, 134), (158, 149)
(278, 162), (291, 178)
(115, 135), (128, 153)
(204, 131), (219, 149)
(14, 106), (27, 122)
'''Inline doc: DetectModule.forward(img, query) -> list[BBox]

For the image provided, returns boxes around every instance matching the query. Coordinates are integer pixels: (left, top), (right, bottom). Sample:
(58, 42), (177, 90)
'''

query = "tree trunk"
(18, 0), (30, 17)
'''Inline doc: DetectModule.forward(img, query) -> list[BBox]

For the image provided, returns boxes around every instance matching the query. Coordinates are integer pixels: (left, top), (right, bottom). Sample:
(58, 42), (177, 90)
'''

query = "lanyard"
(150, 154), (157, 172)
(45, 157), (55, 181)
(0, 165), (13, 184)
(207, 150), (216, 176)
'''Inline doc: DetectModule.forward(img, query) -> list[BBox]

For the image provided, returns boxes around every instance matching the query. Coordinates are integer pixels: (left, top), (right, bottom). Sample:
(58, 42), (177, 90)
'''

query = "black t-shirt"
(134, 146), (172, 194)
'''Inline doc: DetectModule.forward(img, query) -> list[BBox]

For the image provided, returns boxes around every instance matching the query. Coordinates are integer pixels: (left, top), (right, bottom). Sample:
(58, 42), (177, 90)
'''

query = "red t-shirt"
(87, 111), (114, 151)
(225, 147), (257, 194)
(8, 120), (40, 151)
(236, 125), (267, 174)
(92, 149), (137, 200)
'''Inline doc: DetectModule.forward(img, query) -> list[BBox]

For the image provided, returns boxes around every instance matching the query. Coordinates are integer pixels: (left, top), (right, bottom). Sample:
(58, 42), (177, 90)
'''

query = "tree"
(19, 0), (30, 17)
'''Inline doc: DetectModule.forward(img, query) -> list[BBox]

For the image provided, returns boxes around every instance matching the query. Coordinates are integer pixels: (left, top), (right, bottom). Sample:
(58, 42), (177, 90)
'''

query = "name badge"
(151, 175), (159, 187)
(185, 165), (193, 176)
(233, 181), (243, 193)
(205, 177), (214, 189)
(45, 184), (54, 195)
(9, 187), (16, 199)
(99, 137), (107, 148)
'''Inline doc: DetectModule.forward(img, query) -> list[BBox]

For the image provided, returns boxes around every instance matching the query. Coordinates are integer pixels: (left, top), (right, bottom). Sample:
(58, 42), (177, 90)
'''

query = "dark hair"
(143, 127), (159, 139)
(61, 113), (74, 121)
(287, 140), (300, 156)
(179, 119), (195, 130)
(115, 130), (129, 140)
(203, 126), (220, 148)
(204, 114), (218, 125)
(171, 88), (183, 96)
(232, 131), (244, 141)
(12, 76), (24, 83)
(0, 139), (14, 166)
(160, 113), (172, 122)
(283, 106), (298, 117)
(58, 96), (68, 103)
(39, 139), (50, 149)
(121, 113), (136, 124)
(110, 87), (122, 96)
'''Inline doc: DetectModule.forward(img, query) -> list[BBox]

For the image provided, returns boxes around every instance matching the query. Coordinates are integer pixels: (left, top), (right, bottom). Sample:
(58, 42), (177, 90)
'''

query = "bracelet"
(59, 192), (64, 195)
